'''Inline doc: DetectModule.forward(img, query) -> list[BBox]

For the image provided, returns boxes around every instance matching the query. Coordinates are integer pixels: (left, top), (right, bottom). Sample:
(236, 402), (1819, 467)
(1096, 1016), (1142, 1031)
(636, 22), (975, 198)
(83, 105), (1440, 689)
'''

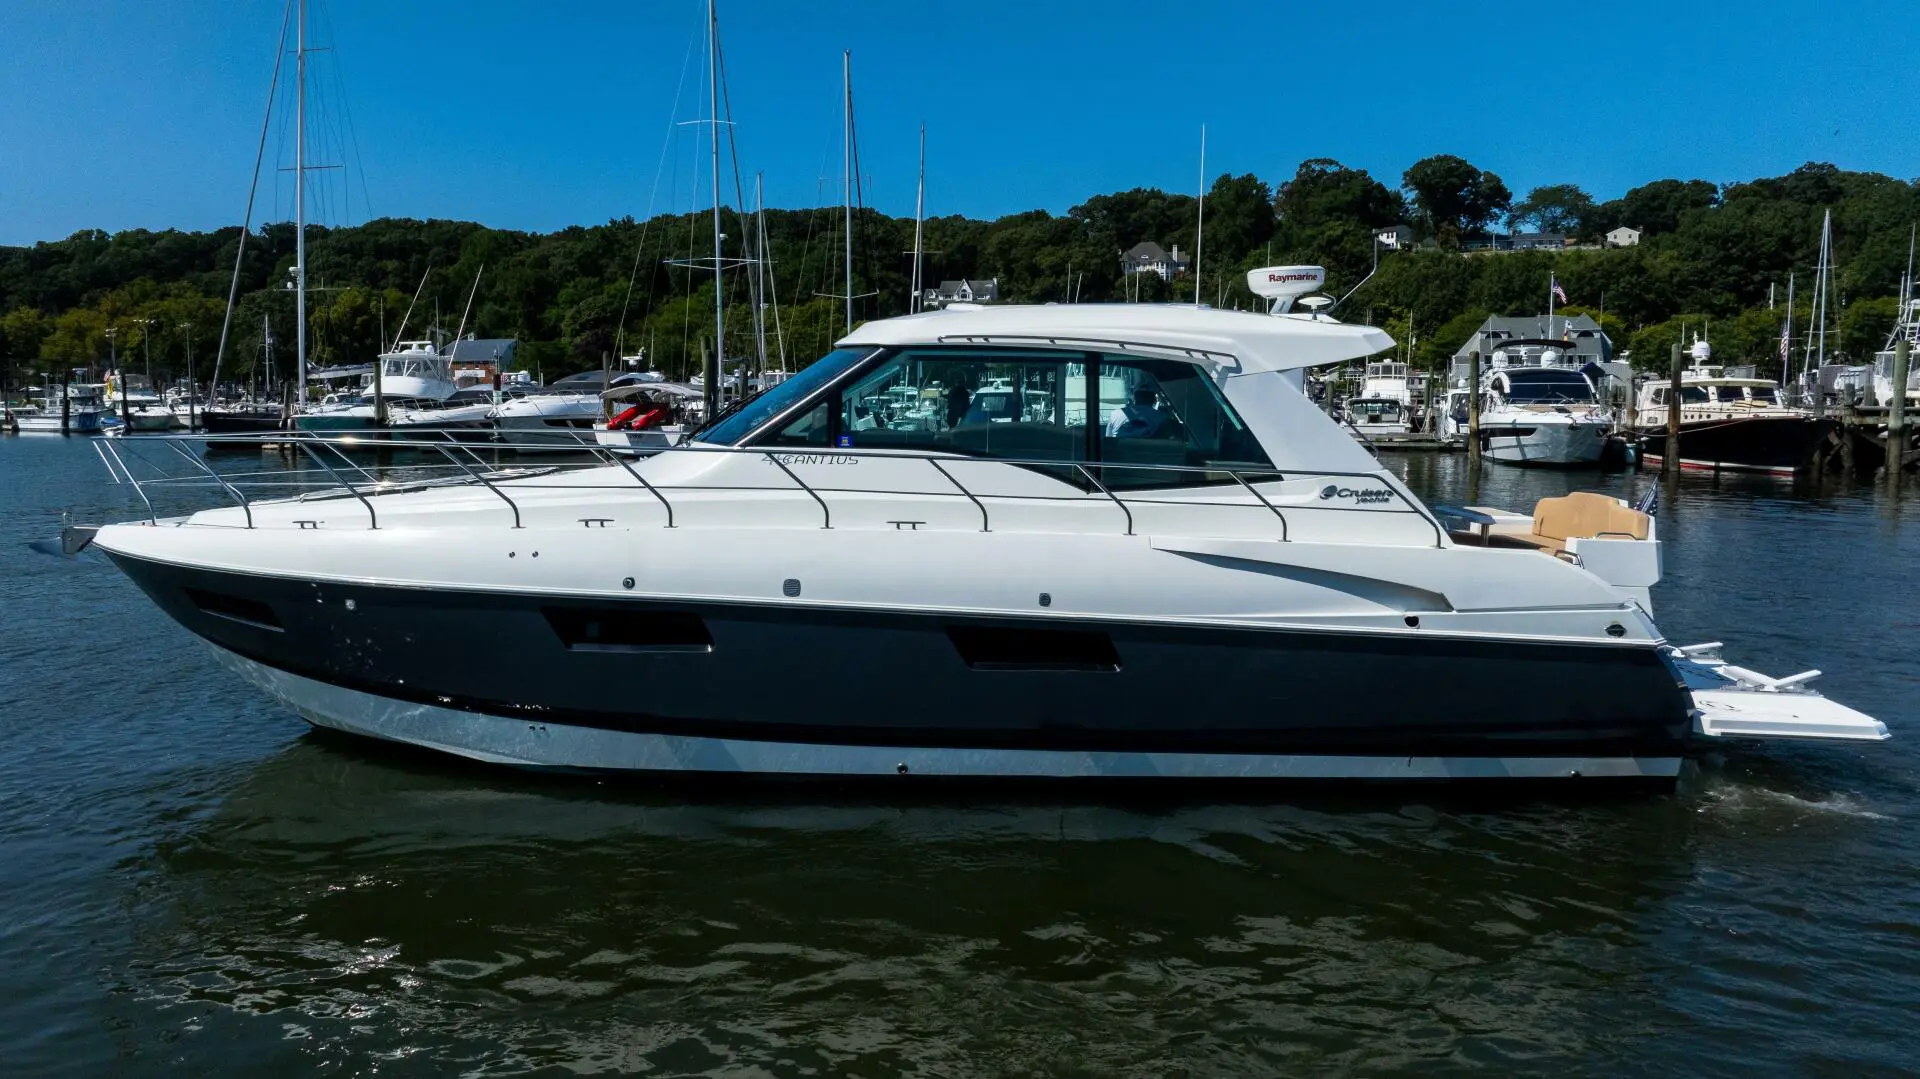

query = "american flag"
(1551, 277), (1568, 305)
(1779, 321), (1791, 360)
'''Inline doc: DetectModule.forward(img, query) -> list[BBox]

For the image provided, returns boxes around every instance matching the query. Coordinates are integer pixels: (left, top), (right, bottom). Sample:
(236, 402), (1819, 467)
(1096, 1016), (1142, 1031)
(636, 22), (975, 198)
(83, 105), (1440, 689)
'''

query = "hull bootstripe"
(214, 647), (1680, 780)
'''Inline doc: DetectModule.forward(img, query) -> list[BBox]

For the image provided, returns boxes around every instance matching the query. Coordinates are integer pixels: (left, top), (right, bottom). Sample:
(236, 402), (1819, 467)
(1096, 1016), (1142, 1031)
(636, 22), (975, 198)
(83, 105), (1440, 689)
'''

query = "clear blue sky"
(2, 0), (1916, 246)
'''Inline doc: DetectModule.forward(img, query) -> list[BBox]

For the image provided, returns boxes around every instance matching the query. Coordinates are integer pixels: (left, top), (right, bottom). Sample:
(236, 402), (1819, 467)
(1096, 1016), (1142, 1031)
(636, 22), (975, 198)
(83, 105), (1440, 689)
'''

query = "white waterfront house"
(1374, 224), (1414, 250)
(1120, 241), (1191, 282)
(1606, 226), (1641, 247)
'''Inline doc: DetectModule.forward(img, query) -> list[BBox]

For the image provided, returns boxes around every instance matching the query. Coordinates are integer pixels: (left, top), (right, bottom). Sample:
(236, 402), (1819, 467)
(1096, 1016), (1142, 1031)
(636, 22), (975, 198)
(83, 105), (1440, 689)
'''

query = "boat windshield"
(1503, 369), (1593, 404)
(693, 347), (874, 445)
(1749, 385), (1778, 404)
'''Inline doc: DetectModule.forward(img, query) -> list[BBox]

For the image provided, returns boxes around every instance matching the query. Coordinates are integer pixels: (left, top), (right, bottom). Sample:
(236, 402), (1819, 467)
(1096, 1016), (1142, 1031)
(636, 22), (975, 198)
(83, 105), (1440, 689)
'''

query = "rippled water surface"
(3, 435), (1918, 1076)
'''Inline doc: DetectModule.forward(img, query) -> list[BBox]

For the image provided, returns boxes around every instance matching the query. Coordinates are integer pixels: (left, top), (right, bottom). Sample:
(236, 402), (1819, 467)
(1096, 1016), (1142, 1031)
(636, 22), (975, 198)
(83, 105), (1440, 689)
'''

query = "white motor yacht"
(80, 272), (1888, 784)
(1343, 360), (1416, 436)
(1478, 361), (1612, 466)
(1871, 296), (1920, 409)
(13, 383), (115, 433)
(491, 371), (611, 446)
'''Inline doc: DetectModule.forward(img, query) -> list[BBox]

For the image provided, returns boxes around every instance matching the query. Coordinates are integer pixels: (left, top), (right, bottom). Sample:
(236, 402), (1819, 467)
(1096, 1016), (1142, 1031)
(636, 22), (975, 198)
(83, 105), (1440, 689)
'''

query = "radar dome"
(1246, 266), (1327, 313)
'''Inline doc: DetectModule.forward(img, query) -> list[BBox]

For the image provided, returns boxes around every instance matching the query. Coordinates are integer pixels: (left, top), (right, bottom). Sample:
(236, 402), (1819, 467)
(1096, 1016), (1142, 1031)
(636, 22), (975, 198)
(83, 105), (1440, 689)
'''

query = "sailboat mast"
(1194, 124), (1205, 308)
(751, 172), (768, 373)
(705, 0), (724, 419)
(1815, 210), (1831, 373)
(760, 189), (786, 372)
(842, 50), (854, 334)
(911, 123), (925, 314)
(294, 0), (308, 407)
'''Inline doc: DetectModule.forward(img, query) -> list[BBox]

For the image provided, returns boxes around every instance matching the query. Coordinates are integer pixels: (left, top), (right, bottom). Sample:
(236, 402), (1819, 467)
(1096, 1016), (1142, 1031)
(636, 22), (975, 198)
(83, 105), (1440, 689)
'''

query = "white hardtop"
(838, 303), (1394, 376)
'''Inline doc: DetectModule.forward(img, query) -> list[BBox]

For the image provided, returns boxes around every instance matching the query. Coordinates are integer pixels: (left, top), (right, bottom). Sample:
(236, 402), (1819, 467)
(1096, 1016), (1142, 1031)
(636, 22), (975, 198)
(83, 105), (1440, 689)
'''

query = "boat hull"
(1478, 418), (1608, 466)
(105, 552), (1695, 781)
(200, 409), (285, 435)
(213, 647), (1679, 781)
(1637, 416), (1833, 475)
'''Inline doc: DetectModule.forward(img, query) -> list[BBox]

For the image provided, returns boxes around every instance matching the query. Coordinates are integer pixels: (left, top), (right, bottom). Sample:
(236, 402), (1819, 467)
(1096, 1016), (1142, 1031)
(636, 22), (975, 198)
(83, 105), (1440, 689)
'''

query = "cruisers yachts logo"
(1320, 484), (1392, 504)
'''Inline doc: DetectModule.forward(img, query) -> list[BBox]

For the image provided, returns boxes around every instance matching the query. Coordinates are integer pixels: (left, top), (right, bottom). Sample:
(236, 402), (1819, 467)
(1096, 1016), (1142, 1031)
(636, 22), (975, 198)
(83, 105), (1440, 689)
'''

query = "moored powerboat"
(1477, 358), (1612, 466)
(80, 271), (1889, 784)
(1635, 339), (1832, 474)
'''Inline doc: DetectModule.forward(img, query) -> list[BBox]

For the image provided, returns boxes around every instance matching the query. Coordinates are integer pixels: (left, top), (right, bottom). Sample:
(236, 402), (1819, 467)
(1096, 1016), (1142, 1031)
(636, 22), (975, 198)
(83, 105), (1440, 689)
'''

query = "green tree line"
(3, 157), (1914, 392)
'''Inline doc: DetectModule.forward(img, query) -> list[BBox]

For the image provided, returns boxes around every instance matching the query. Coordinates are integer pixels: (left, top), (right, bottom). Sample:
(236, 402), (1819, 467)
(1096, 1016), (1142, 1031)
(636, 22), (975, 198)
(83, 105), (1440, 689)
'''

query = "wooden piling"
(1665, 342), (1682, 475)
(372, 348), (386, 427)
(1883, 338), (1910, 480)
(1466, 349), (1481, 448)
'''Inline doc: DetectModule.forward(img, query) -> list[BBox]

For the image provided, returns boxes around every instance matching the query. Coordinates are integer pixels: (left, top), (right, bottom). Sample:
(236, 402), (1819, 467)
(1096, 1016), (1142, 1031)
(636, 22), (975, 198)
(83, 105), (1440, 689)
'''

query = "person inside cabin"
(1107, 386), (1168, 439)
(945, 372), (975, 429)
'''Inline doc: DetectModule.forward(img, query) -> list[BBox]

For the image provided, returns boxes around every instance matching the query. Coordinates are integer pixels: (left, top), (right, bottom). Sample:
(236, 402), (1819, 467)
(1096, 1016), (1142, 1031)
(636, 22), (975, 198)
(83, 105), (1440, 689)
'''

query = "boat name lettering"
(1319, 484), (1393, 504)
(765, 453), (860, 466)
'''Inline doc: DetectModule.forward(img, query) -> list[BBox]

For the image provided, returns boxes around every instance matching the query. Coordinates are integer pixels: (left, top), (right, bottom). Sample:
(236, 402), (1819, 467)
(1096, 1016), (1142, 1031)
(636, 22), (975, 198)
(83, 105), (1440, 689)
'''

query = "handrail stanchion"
(926, 458), (989, 532)
(313, 432), (380, 485)
(764, 452), (831, 528)
(1229, 470), (1288, 541)
(430, 443), (523, 529)
(1075, 463), (1133, 536)
(295, 440), (379, 529)
(99, 440), (157, 524)
(91, 440), (123, 483)
(607, 452), (676, 528)
(163, 439), (254, 529)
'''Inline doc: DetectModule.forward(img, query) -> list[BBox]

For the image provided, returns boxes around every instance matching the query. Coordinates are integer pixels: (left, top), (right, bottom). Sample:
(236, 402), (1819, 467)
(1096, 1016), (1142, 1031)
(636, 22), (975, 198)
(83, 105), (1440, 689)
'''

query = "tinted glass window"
(1749, 385), (1777, 403)
(836, 350), (1088, 466)
(692, 348), (872, 445)
(1096, 355), (1273, 489)
(1680, 386), (1710, 403)
(1503, 371), (1594, 403)
(1716, 386), (1747, 404)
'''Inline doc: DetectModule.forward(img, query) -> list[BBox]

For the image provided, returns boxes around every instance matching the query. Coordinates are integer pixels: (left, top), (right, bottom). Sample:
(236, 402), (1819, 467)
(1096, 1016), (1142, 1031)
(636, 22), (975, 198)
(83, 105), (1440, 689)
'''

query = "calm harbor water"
(3, 433), (1917, 1076)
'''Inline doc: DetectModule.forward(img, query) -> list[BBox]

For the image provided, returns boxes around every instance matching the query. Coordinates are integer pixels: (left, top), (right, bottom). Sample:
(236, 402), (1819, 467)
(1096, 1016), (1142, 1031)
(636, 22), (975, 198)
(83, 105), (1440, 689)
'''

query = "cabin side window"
(1095, 354), (1272, 489)
(758, 347), (1272, 489)
(1650, 388), (1666, 406)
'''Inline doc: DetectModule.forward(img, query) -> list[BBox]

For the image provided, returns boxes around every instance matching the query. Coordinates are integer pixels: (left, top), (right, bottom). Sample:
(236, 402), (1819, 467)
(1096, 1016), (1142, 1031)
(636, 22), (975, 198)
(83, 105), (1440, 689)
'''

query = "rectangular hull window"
(543, 608), (714, 653)
(947, 626), (1120, 672)
(184, 588), (284, 632)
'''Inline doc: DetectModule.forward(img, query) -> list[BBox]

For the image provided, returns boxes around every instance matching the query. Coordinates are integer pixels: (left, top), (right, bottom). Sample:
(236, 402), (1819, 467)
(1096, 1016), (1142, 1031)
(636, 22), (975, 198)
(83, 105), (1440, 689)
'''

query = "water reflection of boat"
(120, 730), (1711, 1074)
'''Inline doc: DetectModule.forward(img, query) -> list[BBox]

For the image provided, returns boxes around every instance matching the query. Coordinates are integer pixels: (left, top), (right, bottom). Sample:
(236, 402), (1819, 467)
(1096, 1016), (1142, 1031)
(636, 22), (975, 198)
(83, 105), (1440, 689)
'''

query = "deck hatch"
(542, 607), (714, 653)
(947, 626), (1121, 672)
(184, 588), (284, 632)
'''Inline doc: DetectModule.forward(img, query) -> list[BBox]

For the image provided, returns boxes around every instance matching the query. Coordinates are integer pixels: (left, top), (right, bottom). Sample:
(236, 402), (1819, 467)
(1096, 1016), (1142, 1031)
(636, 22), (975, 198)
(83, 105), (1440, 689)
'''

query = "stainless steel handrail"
(1074, 463), (1133, 536)
(1226, 469), (1289, 542)
(90, 431), (1444, 545)
(925, 458), (989, 532)
(763, 452), (831, 529)
(293, 441), (378, 529)
(97, 440), (157, 524)
(430, 442), (523, 529)
(162, 439), (253, 529)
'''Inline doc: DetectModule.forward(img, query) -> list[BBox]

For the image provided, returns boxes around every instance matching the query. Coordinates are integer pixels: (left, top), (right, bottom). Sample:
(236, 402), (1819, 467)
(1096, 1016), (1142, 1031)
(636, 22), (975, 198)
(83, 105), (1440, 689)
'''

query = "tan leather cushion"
(1532, 492), (1649, 543)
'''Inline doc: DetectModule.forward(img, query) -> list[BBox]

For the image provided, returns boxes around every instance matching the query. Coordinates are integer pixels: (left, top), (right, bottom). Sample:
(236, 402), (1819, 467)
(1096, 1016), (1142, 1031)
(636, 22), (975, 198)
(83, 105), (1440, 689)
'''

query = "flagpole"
(1783, 272), (1795, 387)
(1547, 272), (1555, 338)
